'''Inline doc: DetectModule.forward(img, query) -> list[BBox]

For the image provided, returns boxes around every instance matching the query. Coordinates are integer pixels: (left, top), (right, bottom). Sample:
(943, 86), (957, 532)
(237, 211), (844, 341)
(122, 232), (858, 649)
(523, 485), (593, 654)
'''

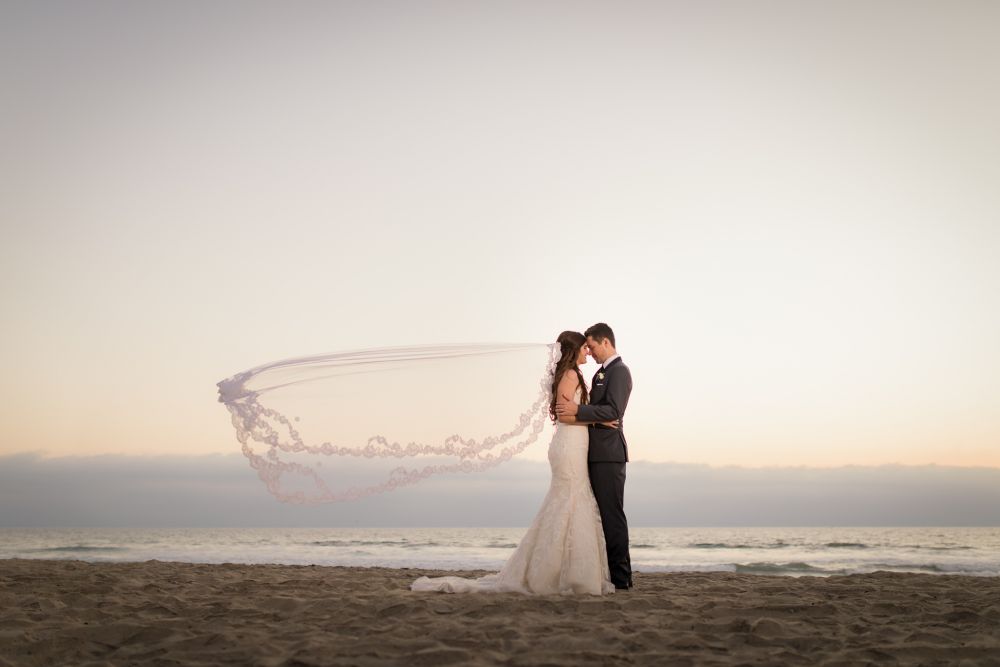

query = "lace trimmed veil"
(217, 343), (559, 504)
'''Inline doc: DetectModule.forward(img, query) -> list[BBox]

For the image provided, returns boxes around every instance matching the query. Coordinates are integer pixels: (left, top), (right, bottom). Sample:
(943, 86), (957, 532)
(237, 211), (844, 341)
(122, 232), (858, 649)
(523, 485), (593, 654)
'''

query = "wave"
(815, 543), (974, 551)
(849, 562), (1000, 576)
(689, 542), (789, 550)
(636, 563), (739, 573)
(307, 540), (519, 550)
(309, 539), (443, 548)
(602, 559), (999, 577)
(730, 561), (997, 576)
(734, 561), (842, 575)
(904, 545), (975, 551)
(812, 543), (974, 551)
(687, 541), (975, 552)
(868, 563), (947, 573)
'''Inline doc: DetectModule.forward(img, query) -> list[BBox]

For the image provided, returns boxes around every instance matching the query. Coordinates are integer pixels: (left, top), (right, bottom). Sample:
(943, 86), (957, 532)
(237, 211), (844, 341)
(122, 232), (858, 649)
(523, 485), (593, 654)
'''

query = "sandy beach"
(1, 559), (998, 666)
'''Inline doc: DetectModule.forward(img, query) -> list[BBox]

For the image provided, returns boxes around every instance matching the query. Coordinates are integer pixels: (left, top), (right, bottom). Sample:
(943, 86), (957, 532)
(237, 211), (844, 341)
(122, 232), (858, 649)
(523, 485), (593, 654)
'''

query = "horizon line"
(3, 450), (999, 471)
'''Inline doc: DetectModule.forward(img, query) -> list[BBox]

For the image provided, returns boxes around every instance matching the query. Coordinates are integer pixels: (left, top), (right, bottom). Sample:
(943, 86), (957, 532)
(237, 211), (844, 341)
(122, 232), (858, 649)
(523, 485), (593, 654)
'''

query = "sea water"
(2, 527), (997, 576)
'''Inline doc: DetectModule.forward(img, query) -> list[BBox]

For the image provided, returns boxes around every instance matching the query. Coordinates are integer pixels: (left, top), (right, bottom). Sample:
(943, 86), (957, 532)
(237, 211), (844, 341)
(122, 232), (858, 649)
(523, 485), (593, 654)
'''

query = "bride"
(411, 331), (618, 595)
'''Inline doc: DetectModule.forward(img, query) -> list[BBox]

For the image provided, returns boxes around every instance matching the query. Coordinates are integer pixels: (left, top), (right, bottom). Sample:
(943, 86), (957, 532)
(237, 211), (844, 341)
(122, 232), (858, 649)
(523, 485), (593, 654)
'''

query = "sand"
(1, 559), (999, 666)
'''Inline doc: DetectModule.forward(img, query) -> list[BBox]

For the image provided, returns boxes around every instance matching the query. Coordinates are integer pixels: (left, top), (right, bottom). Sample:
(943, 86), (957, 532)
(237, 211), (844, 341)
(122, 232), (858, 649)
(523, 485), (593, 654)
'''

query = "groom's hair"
(585, 322), (615, 348)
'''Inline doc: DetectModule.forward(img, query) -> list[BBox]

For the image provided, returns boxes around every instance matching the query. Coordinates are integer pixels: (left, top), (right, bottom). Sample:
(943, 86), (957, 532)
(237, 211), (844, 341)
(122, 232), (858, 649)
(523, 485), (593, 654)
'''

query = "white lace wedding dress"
(411, 387), (616, 596)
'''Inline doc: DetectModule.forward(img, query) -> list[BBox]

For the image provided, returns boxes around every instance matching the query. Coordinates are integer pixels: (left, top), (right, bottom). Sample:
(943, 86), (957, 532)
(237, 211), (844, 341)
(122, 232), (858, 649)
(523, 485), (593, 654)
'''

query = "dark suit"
(574, 356), (633, 588)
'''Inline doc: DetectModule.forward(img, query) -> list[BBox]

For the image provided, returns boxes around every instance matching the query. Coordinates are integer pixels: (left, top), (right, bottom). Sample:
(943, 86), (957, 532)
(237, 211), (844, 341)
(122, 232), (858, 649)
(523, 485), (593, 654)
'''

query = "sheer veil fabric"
(217, 344), (559, 504)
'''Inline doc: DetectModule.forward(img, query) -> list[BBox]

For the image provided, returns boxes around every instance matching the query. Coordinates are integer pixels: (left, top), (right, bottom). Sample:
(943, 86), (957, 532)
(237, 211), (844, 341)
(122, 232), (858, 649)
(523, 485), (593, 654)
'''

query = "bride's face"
(576, 344), (589, 366)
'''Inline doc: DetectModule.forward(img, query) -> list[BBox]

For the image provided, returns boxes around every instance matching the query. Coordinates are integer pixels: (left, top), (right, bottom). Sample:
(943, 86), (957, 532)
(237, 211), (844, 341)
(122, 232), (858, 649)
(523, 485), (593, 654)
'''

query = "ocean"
(2, 527), (997, 577)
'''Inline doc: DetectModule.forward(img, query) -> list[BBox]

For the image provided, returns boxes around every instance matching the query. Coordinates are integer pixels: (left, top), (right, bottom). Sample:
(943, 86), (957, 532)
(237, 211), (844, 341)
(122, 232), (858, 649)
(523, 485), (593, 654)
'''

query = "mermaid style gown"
(411, 387), (615, 595)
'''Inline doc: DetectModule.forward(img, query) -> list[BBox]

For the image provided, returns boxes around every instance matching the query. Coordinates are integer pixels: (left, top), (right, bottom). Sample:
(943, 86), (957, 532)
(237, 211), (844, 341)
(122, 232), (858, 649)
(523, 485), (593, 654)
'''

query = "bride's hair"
(549, 330), (589, 422)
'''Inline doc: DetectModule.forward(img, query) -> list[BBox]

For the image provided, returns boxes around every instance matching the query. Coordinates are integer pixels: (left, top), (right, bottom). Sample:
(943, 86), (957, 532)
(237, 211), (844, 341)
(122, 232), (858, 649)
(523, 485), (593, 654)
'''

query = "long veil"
(217, 343), (559, 504)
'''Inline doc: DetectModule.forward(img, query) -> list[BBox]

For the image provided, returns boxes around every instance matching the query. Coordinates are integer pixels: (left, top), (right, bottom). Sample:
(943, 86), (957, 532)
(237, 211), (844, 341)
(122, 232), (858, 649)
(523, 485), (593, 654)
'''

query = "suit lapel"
(591, 363), (608, 402)
(590, 358), (620, 404)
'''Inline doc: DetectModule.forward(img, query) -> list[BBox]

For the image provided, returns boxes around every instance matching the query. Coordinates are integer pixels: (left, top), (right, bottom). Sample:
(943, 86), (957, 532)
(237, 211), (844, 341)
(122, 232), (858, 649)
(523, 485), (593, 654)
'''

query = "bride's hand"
(600, 420), (620, 429)
(555, 393), (578, 417)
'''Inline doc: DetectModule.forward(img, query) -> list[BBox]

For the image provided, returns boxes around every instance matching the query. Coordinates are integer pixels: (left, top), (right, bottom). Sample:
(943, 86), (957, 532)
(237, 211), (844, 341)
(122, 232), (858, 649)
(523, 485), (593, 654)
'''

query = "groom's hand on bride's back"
(555, 394), (578, 417)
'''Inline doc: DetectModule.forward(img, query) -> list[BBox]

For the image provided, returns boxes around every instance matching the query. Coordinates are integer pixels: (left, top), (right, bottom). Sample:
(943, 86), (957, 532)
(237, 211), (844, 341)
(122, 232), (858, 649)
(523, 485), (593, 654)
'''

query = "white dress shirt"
(602, 353), (620, 369)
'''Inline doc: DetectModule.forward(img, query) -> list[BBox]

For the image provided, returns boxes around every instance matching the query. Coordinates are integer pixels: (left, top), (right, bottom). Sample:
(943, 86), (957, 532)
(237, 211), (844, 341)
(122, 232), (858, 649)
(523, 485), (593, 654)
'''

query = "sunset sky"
(2, 0), (998, 471)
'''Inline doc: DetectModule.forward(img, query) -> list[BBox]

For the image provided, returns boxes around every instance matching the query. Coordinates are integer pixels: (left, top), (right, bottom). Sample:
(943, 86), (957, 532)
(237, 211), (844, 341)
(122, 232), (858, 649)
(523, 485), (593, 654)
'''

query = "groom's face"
(586, 336), (608, 363)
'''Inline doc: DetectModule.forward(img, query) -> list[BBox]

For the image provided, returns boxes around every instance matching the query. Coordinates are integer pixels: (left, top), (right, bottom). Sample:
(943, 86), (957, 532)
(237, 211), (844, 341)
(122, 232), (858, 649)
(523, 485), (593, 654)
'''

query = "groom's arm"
(574, 367), (632, 423)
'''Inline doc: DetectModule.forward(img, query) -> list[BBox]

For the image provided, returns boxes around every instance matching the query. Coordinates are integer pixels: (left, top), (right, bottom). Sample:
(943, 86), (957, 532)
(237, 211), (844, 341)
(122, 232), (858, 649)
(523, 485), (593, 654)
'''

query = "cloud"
(1, 452), (998, 527)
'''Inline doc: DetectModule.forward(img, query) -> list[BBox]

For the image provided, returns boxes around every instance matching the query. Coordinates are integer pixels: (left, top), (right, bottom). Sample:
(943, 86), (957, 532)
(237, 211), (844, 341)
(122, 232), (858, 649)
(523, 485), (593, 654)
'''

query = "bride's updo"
(549, 330), (589, 422)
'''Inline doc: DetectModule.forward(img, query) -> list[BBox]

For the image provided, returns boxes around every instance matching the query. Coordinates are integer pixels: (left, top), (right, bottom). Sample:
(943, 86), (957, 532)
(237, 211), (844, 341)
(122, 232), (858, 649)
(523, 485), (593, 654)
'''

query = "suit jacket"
(575, 357), (632, 462)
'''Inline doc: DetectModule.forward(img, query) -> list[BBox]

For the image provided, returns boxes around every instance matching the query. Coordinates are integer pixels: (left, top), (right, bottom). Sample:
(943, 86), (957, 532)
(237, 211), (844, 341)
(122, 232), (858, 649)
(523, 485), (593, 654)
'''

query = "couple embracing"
(412, 323), (633, 596)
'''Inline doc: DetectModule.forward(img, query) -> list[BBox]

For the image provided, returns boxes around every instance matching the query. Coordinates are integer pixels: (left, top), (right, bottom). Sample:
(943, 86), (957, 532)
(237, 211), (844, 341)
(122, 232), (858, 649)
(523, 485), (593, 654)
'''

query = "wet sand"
(1, 558), (999, 666)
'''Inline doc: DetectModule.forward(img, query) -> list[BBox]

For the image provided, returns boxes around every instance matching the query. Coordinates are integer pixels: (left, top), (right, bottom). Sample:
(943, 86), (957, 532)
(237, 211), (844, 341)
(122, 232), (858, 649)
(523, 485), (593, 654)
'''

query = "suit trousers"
(588, 461), (632, 588)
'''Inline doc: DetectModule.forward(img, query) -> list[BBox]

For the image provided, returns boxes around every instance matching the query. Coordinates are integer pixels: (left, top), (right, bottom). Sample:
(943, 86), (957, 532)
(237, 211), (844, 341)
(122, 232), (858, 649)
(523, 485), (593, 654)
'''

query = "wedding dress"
(411, 387), (616, 596)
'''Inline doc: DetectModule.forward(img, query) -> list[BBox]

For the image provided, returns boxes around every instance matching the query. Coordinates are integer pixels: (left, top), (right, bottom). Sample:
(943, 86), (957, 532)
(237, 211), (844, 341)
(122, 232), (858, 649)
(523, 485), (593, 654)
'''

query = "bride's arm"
(564, 413), (620, 428)
(555, 371), (581, 424)
(555, 372), (618, 427)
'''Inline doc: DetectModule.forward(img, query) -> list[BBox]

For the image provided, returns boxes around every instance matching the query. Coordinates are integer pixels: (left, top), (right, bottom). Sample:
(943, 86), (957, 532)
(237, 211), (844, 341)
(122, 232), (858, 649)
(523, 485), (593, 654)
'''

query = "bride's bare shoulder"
(557, 369), (580, 388)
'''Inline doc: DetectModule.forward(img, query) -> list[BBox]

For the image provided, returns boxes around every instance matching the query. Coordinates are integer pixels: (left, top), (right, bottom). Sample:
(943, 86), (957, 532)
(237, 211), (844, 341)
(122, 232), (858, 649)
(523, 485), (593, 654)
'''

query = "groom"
(556, 322), (633, 590)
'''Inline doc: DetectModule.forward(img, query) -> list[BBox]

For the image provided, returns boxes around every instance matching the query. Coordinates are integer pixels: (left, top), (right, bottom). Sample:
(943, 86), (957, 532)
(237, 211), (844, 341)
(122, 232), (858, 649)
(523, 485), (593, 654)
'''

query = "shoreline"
(3, 559), (999, 665)
(3, 554), (998, 579)
(4, 526), (997, 580)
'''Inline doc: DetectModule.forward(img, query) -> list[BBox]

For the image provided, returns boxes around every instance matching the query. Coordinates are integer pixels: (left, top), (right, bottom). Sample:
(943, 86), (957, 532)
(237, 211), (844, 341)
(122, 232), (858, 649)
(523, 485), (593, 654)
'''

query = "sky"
(1, 0), (998, 493)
